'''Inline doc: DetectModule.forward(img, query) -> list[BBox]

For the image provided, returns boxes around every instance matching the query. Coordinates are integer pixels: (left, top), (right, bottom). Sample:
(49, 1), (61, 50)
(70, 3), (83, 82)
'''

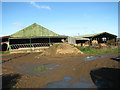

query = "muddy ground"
(2, 52), (120, 88)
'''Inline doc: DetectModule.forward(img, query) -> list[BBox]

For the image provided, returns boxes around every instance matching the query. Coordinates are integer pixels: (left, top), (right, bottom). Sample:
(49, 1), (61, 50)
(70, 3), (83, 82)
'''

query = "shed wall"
(68, 37), (76, 44)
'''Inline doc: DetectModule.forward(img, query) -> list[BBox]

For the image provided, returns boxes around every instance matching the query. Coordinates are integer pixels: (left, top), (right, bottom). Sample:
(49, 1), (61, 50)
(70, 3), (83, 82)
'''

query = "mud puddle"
(14, 64), (63, 76)
(46, 76), (95, 88)
(85, 54), (112, 61)
(14, 64), (26, 68)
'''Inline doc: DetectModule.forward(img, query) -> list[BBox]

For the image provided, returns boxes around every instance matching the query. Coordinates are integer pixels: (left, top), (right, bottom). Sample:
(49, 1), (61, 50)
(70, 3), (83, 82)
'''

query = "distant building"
(74, 32), (117, 46)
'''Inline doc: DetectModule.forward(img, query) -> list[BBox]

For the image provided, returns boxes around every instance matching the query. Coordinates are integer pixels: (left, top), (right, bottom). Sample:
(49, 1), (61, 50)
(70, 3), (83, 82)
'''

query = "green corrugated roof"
(11, 23), (59, 37)
(75, 33), (101, 37)
(75, 32), (117, 38)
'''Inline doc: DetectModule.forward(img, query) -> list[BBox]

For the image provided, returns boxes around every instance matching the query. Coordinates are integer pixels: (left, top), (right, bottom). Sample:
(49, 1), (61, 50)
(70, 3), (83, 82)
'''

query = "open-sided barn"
(8, 23), (68, 51)
(9, 36), (67, 50)
(75, 32), (117, 46)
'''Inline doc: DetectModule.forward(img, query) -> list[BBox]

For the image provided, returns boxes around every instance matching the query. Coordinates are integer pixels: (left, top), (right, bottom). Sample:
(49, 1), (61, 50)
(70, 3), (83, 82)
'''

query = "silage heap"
(39, 43), (84, 56)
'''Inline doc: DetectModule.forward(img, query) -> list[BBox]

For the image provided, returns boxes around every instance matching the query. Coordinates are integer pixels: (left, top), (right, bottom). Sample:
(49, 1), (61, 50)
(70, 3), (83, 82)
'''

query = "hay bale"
(77, 43), (81, 46)
(100, 43), (107, 47)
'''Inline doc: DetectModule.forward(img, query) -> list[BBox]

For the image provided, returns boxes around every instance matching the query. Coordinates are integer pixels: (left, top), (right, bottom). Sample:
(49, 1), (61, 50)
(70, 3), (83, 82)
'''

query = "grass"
(12, 86), (18, 88)
(2, 51), (10, 54)
(72, 45), (118, 55)
(55, 44), (60, 48)
(85, 47), (118, 55)
(33, 64), (48, 72)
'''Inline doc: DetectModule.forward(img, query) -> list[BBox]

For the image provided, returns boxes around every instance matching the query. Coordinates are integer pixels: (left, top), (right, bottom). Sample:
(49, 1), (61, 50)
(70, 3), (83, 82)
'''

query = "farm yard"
(1, 2), (119, 89)
(1, 43), (120, 88)
(1, 23), (120, 88)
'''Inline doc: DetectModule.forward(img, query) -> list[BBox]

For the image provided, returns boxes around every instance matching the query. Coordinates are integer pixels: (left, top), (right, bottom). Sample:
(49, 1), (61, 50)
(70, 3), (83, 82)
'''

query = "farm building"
(1, 23), (118, 52)
(75, 32), (117, 46)
(9, 23), (68, 51)
(9, 36), (67, 50)
(1, 23), (68, 51)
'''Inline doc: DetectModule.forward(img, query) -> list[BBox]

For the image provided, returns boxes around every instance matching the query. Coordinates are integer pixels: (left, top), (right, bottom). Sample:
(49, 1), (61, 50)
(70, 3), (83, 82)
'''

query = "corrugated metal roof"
(9, 36), (68, 39)
(75, 32), (117, 38)
(75, 37), (89, 40)
(0, 36), (10, 39)
(10, 23), (59, 37)
(75, 33), (100, 37)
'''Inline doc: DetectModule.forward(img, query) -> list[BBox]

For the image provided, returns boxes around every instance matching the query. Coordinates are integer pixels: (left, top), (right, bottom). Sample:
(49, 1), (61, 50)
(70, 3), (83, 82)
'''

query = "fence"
(10, 43), (54, 52)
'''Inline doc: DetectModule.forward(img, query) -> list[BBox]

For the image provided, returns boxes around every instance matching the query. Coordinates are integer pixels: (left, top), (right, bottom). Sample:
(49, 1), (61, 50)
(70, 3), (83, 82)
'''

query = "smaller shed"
(0, 36), (10, 42)
(76, 32), (117, 46)
(0, 36), (10, 51)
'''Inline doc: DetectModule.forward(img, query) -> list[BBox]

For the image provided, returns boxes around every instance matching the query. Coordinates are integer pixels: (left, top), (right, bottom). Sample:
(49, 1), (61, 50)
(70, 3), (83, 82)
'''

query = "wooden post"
(30, 38), (32, 51)
(49, 37), (51, 47)
(8, 38), (11, 53)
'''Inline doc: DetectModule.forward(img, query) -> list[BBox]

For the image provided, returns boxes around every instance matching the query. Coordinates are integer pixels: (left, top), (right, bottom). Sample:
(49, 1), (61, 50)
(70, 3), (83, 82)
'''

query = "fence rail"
(10, 43), (52, 50)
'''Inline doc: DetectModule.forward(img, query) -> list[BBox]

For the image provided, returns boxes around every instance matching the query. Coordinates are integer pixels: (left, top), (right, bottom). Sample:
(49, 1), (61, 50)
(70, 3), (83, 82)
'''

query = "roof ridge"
(75, 32), (117, 37)
(10, 23), (59, 37)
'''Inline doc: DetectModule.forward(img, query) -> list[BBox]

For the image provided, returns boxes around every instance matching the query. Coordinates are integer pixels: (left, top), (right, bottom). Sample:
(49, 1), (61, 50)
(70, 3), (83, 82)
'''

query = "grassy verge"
(2, 51), (10, 54)
(73, 45), (118, 55)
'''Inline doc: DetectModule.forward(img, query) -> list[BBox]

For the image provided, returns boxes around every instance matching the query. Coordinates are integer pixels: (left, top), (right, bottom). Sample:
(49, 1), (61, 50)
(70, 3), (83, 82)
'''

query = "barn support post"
(67, 37), (69, 44)
(91, 38), (92, 45)
(115, 38), (116, 46)
(49, 37), (51, 47)
(8, 38), (11, 53)
(88, 40), (90, 46)
(30, 38), (32, 51)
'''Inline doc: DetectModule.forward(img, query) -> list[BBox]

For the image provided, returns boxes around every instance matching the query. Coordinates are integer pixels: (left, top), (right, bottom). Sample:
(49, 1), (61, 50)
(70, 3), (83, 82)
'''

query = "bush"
(75, 46), (91, 52)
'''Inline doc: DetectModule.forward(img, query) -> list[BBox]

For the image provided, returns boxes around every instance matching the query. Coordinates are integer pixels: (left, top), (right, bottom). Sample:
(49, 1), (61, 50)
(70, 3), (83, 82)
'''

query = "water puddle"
(14, 64), (62, 76)
(85, 54), (112, 61)
(85, 56), (99, 61)
(63, 77), (72, 82)
(14, 64), (26, 68)
(46, 77), (95, 88)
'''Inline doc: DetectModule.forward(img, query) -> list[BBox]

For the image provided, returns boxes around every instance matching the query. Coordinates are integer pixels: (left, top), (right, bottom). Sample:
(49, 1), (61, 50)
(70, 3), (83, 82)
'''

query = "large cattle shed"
(9, 36), (67, 50)
(1, 23), (68, 51)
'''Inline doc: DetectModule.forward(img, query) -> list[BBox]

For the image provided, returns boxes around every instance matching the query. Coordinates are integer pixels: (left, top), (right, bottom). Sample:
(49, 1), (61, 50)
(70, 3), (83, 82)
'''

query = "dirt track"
(2, 53), (120, 88)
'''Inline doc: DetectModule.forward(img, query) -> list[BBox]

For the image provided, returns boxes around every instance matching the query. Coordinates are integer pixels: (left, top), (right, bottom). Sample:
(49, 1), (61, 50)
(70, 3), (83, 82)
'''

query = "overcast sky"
(2, 2), (118, 37)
